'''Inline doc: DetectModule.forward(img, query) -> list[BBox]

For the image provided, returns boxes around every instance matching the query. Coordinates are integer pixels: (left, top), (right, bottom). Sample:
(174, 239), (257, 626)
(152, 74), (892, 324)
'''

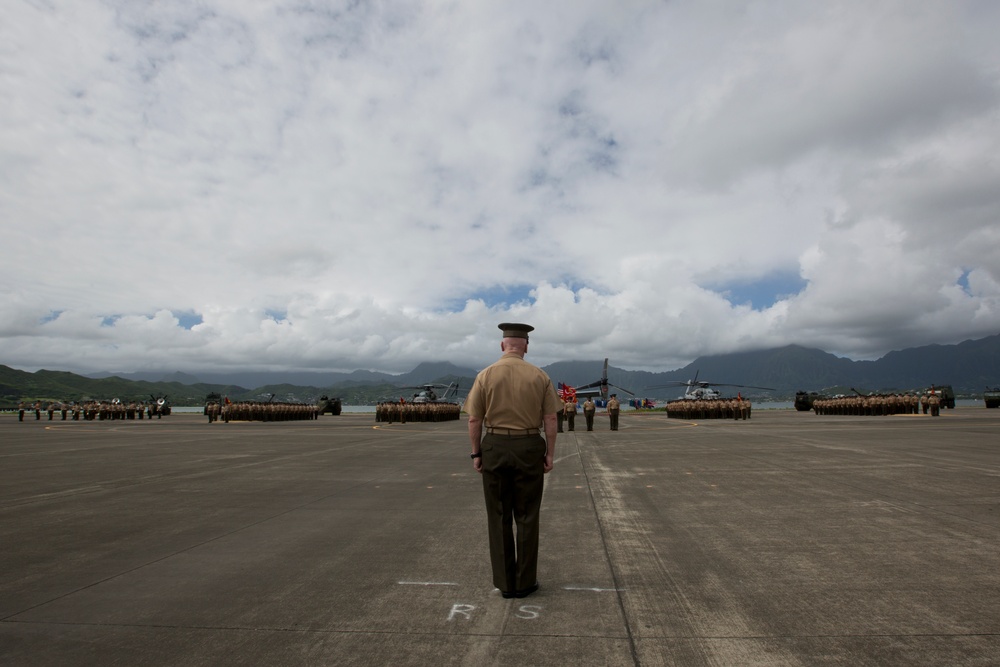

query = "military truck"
(204, 392), (222, 416)
(794, 391), (825, 412)
(984, 387), (1000, 409)
(927, 385), (955, 409)
(316, 395), (342, 415)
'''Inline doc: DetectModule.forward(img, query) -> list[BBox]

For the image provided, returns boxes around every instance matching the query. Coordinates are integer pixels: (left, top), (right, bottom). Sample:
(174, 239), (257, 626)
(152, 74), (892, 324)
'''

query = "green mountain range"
(3, 334), (999, 406)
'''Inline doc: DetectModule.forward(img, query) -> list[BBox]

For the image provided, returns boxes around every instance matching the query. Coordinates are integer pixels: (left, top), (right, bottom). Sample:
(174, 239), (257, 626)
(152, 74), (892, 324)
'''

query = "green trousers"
(480, 433), (546, 594)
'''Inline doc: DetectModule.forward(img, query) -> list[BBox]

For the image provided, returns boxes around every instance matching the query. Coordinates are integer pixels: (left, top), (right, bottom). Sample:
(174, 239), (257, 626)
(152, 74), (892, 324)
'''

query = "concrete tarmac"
(1, 408), (998, 666)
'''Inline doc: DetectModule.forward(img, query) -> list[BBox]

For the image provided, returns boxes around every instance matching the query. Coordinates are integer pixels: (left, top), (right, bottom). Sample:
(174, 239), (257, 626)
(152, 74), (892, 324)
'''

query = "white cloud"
(3, 0), (1000, 375)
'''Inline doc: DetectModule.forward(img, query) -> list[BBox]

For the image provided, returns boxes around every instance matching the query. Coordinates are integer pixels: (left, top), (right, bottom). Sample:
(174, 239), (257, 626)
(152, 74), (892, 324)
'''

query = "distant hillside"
(0, 365), (250, 406)
(84, 368), (399, 389)
(536, 336), (1000, 396)
(4, 333), (999, 405)
(84, 361), (481, 390)
(389, 362), (482, 387)
(662, 345), (859, 393)
(541, 360), (661, 396)
(653, 336), (1000, 395)
(0, 364), (478, 407)
(860, 336), (1000, 388)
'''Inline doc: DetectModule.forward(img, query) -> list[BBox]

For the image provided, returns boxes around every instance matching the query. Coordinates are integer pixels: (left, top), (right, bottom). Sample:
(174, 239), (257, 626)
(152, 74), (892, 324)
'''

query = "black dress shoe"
(514, 582), (539, 598)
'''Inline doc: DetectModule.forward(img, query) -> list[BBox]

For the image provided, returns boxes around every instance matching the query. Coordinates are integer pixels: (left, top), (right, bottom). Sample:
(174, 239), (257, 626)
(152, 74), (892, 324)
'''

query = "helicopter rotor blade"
(575, 380), (604, 391)
(702, 383), (775, 390)
(644, 381), (695, 389)
(645, 380), (773, 391)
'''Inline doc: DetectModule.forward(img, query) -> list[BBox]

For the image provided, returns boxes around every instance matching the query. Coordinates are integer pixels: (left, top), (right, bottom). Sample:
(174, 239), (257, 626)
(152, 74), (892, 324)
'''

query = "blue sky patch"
(41, 310), (64, 324)
(711, 271), (807, 309)
(464, 285), (536, 308)
(957, 270), (971, 295)
(173, 311), (203, 330)
(265, 308), (288, 323)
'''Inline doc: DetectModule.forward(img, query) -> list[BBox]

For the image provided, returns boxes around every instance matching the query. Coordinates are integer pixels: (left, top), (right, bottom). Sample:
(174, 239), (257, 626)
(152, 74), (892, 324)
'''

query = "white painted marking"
(397, 581), (459, 586)
(515, 605), (541, 619)
(448, 604), (475, 621)
(562, 586), (624, 592)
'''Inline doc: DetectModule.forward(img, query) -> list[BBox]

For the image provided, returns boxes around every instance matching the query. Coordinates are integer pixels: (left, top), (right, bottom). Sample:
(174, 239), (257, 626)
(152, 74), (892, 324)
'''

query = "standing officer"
(582, 397), (596, 431)
(928, 391), (941, 417)
(465, 322), (561, 599)
(563, 397), (576, 431)
(607, 393), (621, 430)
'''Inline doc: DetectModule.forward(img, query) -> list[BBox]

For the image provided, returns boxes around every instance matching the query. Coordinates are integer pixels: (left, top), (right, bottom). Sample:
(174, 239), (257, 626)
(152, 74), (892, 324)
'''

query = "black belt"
(486, 427), (540, 436)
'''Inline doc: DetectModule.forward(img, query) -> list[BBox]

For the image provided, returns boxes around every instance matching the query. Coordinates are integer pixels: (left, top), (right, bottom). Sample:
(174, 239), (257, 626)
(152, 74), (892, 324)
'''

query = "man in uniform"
(607, 393), (621, 430)
(928, 391), (941, 417)
(465, 322), (561, 599)
(563, 397), (576, 431)
(582, 397), (596, 431)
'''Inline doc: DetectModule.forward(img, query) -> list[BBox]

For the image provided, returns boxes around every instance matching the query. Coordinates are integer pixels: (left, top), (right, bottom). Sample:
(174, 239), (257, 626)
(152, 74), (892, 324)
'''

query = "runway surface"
(2, 408), (998, 666)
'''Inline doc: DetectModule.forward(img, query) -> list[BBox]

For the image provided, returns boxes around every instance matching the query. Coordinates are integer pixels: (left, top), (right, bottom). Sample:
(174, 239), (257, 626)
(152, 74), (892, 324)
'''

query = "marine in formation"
(374, 400), (461, 423)
(665, 397), (752, 420)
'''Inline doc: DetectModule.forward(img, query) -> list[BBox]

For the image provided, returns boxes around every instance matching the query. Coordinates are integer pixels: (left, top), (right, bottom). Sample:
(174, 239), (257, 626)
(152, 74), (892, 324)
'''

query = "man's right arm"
(468, 415), (484, 472)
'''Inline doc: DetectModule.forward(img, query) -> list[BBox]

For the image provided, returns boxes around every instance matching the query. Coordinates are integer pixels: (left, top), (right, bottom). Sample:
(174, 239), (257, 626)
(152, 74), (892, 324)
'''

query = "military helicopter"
(648, 371), (774, 400)
(561, 359), (635, 405)
(406, 382), (461, 404)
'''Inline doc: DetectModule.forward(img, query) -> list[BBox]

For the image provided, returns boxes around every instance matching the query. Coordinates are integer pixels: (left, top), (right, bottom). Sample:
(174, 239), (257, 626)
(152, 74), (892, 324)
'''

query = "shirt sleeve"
(541, 378), (562, 416)
(463, 375), (485, 417)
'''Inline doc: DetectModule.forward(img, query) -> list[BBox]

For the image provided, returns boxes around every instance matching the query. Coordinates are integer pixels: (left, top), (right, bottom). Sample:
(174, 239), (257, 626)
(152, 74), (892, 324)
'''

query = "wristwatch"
(470, 452), (482, 459)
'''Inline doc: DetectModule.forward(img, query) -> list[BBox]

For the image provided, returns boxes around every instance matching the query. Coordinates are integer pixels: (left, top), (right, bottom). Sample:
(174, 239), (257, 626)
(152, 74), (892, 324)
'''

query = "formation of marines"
(16, 400), (166, 421)
(559, 396), (625, 431)
(13, 389), (957, 426)
(812, 392), (941, 416)
(208, 401), (318, 422)
(375, 400), (461, 423)
(666, 398), (752, 420)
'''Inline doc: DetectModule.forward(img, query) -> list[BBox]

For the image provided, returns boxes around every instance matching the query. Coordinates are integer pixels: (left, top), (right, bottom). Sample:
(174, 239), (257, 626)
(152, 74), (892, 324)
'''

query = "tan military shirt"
(607, 397), (620, 412)
(464, 353), (562, 429)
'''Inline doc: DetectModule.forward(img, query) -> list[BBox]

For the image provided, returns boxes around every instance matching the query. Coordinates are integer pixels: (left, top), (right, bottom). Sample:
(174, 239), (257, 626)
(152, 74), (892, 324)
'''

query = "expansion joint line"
(578, 441), (642, 667)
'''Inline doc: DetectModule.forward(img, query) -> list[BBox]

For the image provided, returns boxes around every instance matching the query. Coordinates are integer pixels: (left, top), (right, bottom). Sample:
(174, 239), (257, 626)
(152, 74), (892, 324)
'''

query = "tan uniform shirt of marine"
(464, 353), (563, 431)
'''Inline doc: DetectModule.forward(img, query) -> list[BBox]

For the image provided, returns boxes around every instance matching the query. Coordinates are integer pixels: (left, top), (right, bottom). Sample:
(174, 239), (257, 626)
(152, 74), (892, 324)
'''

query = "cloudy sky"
(3, 0), (999, 376)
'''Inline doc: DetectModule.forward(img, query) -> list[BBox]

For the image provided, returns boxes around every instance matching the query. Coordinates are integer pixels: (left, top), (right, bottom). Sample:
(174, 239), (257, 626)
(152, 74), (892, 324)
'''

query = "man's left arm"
(542, 413), (557, 473)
